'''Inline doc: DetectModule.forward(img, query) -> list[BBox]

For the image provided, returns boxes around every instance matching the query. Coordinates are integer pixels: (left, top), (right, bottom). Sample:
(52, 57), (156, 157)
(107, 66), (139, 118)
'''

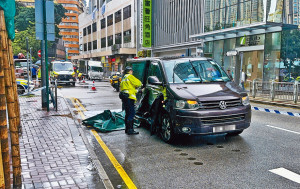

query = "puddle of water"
(194, 162), (203, 165)
(232, 149), (240, 152)
(187, 157), (196, 160)
(180, 153), (188, 156)
(174, 149), (182, 152)
(217, 145), (224, 148)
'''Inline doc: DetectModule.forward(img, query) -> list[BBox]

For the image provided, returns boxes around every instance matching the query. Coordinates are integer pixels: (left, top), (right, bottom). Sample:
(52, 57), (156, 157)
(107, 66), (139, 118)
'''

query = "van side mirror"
(148, 76), (162, 85)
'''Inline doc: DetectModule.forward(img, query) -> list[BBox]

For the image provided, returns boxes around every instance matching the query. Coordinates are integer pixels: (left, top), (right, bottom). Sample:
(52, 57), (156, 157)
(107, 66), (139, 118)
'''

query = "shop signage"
(240, 34), (264, 47)
(142, 0), (152, 48)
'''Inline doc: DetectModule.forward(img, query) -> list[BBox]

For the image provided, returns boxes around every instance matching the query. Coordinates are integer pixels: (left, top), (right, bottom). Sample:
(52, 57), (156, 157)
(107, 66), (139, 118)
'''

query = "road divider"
(269, 167), (300, 184)
(266, 125), (300, 135)
(69, 97), (138, 189)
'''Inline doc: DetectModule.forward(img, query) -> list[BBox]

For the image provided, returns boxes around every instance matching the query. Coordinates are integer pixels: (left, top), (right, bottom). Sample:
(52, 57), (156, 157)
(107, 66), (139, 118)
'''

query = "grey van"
(125, 57), (251, 143)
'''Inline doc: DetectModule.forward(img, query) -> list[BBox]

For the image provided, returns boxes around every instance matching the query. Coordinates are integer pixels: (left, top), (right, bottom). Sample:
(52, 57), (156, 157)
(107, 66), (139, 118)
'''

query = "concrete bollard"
(270, 80), (275, 101)
(294, 81), (299, 104)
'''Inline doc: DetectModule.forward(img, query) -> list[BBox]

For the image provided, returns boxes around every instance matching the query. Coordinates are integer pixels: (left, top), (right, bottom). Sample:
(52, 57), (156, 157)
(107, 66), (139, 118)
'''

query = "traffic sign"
(38, 50), (41, 58)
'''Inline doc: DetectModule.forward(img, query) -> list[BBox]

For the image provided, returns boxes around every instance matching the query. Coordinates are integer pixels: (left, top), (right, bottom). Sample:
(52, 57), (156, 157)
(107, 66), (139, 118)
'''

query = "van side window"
(127, 61), (147, 82)
(149, 62), (163, 81)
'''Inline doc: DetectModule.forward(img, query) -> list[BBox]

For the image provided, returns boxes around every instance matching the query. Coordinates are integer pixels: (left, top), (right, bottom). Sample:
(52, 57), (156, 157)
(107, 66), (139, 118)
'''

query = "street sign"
(38, 50), (41, 58)
(35, 0), (55, 41)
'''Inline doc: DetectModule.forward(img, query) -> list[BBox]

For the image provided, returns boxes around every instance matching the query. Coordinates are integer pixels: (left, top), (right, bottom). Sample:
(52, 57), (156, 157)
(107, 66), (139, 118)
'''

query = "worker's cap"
(125, 66), (133, 73)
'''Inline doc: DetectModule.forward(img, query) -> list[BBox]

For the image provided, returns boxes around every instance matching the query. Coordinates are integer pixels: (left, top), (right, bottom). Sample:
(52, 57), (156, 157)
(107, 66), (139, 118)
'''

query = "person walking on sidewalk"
(119, 66), (142, 135)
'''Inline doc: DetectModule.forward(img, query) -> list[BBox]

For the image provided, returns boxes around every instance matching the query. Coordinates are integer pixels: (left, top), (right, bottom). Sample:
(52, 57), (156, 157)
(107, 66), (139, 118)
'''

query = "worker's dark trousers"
(122, 97), (135, 123)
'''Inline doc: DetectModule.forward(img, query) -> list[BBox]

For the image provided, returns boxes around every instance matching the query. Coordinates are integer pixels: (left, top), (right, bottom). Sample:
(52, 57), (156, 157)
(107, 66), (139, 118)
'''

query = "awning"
(190, 22), (298, 42)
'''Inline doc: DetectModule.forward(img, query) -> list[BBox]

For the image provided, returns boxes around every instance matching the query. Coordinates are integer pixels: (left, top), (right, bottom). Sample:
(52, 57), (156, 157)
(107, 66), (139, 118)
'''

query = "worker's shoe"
(127, 120), (139, 135)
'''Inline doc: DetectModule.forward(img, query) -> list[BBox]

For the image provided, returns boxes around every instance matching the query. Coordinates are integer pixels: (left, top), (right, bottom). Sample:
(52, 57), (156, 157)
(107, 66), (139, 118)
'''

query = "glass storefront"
(204, 0), (284, 32)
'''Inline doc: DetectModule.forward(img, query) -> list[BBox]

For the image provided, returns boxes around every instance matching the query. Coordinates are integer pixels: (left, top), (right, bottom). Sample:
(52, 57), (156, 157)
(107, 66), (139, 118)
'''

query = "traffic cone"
(91, 80), (96, 91)
(82, 76), (85, 83)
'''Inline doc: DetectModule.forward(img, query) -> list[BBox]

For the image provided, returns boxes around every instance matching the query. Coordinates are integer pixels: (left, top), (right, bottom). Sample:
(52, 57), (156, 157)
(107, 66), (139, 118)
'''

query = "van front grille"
(201, 114), (245, 126)
(57, 74), (72, 80)
(199, 99), (242, 109)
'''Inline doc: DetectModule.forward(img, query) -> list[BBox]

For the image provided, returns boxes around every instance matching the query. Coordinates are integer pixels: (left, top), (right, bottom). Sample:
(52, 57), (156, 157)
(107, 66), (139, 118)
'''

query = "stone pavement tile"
(19, 96), (104, 188)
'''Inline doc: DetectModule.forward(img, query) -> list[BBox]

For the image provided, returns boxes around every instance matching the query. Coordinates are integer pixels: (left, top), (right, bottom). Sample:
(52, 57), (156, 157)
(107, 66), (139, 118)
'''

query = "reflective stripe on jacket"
(120, 74), (142, 101)
(38, 69), (41, 79)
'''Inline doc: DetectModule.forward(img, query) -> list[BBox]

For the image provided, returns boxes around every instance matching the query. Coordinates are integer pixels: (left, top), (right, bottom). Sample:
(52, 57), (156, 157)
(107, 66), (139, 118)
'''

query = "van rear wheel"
(160, 113), (176, 143)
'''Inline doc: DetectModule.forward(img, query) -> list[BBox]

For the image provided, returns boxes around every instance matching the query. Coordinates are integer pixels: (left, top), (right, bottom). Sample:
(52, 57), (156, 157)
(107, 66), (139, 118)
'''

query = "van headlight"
(242, 96), (250, 106)
(175, 100), (200, 110)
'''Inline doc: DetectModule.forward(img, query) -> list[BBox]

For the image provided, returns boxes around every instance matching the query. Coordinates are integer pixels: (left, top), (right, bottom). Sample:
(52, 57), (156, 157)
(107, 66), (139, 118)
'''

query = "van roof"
(127, 56), (212, 62)
(52, 61), (72, 64)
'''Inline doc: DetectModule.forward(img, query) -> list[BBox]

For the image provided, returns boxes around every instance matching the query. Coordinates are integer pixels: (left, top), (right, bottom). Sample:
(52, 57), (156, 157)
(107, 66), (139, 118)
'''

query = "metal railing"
(248, 80), (299, 103)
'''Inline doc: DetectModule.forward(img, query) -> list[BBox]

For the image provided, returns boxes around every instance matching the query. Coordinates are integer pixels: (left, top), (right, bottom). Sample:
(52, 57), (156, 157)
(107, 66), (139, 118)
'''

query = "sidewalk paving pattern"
(19, 96), (103, 189)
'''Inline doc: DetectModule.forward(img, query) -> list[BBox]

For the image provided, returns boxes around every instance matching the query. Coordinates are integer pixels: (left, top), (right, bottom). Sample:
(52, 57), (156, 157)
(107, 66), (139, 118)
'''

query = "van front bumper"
(172, 105), (251, 135)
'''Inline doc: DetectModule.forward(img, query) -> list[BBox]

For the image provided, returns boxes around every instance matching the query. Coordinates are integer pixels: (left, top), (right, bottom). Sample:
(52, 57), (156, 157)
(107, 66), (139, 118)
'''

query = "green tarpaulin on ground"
(82, 110), (139, 132)
(0, 0), (16, 40)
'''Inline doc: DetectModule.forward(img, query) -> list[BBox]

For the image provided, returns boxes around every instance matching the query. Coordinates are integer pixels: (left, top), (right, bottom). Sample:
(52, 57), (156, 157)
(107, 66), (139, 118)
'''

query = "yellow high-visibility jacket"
(38, 69), (41, 79)
(120, 74), (142, 101)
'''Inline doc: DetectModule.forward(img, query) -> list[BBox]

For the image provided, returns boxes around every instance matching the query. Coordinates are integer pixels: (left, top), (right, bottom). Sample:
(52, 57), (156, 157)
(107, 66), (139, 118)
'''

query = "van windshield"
(163, 60), (231, 83)
(53, 63), (73, 72)
(91, 66), (103, 72)
(15, 61), (28, 68)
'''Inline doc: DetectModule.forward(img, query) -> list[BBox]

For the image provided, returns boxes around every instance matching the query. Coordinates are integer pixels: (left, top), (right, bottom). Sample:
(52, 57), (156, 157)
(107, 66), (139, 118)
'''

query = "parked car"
(16, 79), (34, 95)
(125, 57), (251, 143)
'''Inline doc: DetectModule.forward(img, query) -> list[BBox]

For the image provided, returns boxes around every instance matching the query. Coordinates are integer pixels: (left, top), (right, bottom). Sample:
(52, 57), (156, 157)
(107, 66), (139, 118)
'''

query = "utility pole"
(43, 0), (49, 111)
(26, 37), (30, 93)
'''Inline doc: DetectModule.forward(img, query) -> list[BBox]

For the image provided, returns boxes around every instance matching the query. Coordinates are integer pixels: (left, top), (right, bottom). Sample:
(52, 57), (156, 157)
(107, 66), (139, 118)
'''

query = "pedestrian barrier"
(248, 80), (300, 104)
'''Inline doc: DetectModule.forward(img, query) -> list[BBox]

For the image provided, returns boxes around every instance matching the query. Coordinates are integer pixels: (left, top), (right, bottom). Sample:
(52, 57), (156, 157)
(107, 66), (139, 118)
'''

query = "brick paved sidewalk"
(19, 95), (104, 189)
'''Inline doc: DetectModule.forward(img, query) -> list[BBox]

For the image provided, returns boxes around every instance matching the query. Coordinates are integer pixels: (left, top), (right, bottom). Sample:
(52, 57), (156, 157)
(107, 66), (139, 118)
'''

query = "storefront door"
(241, 50), (264, 90)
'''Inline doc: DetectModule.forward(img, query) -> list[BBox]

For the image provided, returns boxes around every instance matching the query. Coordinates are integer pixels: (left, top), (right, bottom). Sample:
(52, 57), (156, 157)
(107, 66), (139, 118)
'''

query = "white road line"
(266, 125), (300, 135)
(269, 168), (300, 184)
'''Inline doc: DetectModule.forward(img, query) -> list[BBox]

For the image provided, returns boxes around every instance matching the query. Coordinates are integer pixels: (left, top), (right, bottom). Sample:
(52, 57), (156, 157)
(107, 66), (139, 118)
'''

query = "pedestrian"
(38, 65), (42, 80)
(119, 66), (142, 135)
(241, 69), (246, 90)
(31, 65), (37, 80)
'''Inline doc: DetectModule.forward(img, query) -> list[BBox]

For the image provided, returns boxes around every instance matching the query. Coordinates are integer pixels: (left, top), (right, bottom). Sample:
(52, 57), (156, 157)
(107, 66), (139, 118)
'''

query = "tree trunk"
(0, 10), (22, 188)
(0, 10), (11, 189)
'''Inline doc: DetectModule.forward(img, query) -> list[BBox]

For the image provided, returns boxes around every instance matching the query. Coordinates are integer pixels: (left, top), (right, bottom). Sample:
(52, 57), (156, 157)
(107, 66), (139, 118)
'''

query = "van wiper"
(189, 60), (203, 83)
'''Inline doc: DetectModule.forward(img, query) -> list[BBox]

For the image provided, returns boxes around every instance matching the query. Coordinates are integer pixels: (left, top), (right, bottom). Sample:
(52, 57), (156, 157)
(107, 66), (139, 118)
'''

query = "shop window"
(93, 40), (97, 50)
(88, 42), (92, 51)
(101, 38), (106, 48)
(107, 14), (113, 26)
(123, 5), (131, 20)
(87, 25), (91, 34)
(108, 35), (113, 46)
(92, 22), (97, 33)
(101, 18), (106, 29)
(83, 28), (86, 36)
(115, 33), (122, 44)
(115, 10), (122, 23)
(123, 30), (131, 43)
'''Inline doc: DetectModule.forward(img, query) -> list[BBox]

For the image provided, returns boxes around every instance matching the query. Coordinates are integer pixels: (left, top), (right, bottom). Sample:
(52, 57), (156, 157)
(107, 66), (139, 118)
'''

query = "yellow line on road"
(69, 97), (137, 189)
(74, 98), (87, 111)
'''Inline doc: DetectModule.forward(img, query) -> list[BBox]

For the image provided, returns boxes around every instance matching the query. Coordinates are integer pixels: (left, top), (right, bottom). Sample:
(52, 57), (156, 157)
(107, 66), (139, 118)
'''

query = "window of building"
(115, 33), (122, 44)
(101, 38), (106, 48)
(123, 5), (131, 20)
(87, 25), (91, 34)
(123, 30), (131, 43)
(93, 40), (97, 49)
(115, 10), (122, 23)
(107, 14), (113, 26)
(84, 43), (87, 51)
(88, 42), (92, 50)
(92, 22), (97, 32)
(108, 35), (113, 46)
(83, 28), (86, 36)
(101, 18), (106, 29)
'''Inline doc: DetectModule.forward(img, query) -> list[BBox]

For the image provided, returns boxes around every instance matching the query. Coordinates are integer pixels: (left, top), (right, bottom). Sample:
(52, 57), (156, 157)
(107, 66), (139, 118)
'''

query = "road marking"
(266, 125), (300, 135)
(74, 97), (87, 111)
(269, 168), (300, 184)
(92, 130), (137, 189)
(69, 97), (138, 189)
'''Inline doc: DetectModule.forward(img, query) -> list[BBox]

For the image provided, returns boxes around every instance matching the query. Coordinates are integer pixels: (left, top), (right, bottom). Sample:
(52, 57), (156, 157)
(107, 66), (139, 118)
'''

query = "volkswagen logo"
(219, 101), (227, 110)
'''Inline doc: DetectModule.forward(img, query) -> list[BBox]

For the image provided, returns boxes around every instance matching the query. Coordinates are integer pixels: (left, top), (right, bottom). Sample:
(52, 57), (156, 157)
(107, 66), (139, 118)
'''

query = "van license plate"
(213, 125), (236, 133)
(69, 79), (73, 81)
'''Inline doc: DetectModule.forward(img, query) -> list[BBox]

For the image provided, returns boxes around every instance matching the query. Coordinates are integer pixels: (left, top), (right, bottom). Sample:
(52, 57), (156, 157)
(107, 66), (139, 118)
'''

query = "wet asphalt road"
(60, 80), (300, 189)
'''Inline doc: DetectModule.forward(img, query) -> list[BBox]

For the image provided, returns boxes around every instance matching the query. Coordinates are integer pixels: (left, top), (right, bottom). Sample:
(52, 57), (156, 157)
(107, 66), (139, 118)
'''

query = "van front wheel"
(160, 113), (176, 143)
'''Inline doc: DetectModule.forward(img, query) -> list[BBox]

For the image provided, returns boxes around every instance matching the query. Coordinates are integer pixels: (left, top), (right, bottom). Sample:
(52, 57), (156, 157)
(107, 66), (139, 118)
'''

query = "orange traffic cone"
(82, 76), (86, 83)
(91, 80), (96, 91)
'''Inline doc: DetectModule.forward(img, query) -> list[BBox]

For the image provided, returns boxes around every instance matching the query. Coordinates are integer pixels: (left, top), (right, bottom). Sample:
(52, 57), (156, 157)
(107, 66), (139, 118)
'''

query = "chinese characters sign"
(143, 0), (152, 48)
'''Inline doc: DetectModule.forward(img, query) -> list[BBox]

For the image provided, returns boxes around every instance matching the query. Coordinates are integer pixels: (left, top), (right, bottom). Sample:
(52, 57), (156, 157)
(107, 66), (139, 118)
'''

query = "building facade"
(74, 0), (136, 76)
(150, 0), (300, 89)
(57, 0), (82, 59)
